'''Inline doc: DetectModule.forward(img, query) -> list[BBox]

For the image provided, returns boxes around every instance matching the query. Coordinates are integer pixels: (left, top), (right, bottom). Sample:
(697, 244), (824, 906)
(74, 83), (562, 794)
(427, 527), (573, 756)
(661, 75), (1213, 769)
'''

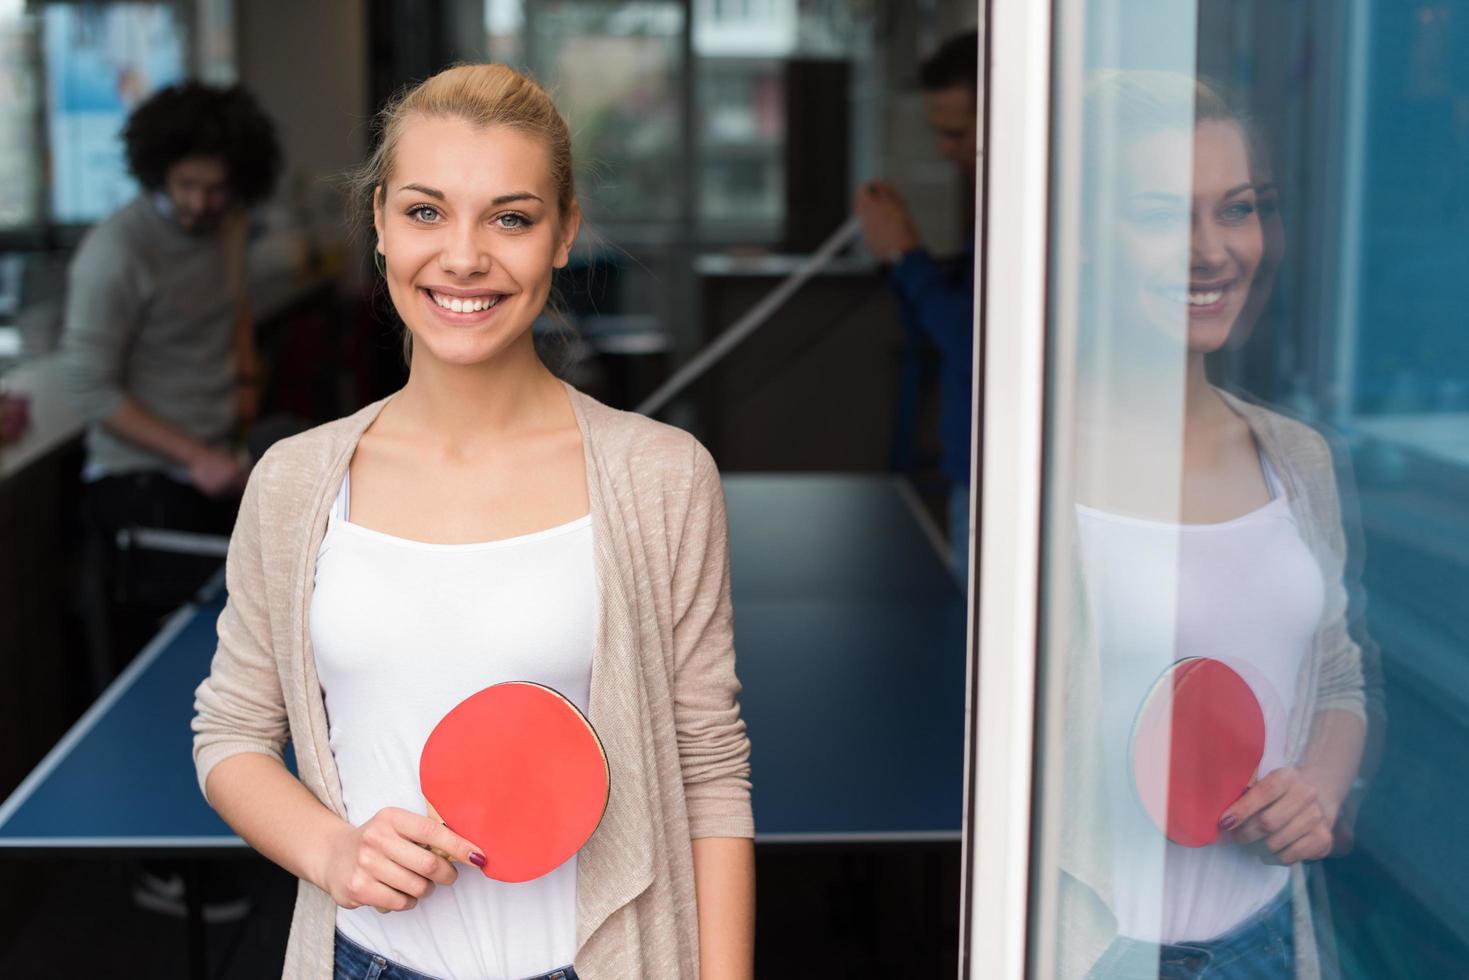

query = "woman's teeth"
(1164, 287), (1227, 306)
(429, 290), (503, 313)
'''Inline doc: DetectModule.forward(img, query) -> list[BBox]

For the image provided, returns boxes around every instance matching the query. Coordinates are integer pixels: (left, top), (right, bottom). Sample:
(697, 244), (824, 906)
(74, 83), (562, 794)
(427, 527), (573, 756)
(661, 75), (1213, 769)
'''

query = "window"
(42, 3), (185, 225)
(971, 1), (1469, 976)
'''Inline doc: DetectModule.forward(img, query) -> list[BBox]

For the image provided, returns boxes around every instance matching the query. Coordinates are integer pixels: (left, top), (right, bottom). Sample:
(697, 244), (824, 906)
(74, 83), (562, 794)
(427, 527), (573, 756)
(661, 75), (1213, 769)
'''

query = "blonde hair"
(352, 62), (577, 231)
(1082, 70), (1257, 174)
(1079, 70), (1262, 236)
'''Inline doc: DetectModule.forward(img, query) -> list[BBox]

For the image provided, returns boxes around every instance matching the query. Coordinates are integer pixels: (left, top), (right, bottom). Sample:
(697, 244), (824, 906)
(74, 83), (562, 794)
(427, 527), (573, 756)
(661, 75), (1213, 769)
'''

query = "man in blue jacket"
(854, 29), (979, 584)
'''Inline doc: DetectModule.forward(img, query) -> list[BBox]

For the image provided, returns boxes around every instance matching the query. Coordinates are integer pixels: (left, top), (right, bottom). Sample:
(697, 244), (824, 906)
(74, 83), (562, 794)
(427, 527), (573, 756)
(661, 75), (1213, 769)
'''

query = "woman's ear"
(372, 185), (386, 254)
(553, 203), (581, 270)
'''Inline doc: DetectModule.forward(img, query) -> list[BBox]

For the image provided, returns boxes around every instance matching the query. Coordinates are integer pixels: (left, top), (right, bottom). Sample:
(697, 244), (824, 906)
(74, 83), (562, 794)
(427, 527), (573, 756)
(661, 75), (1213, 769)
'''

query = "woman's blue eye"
(1135, 208), (1182, 227)
(496, 212), (531, 230)
(406, 204), (441, 223)
(1220, 201), (1257, 223)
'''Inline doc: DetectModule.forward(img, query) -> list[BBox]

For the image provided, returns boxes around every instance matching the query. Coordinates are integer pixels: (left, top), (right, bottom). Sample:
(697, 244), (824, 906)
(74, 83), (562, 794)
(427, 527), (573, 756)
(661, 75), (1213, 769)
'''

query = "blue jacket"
(888, 241), (975, 485)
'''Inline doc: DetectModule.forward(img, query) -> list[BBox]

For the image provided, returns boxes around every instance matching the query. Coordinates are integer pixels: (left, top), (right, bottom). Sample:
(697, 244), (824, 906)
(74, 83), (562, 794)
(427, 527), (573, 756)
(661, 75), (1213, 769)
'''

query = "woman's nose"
(1190, 217), (1227, 270)
(438, 226), (492, 278)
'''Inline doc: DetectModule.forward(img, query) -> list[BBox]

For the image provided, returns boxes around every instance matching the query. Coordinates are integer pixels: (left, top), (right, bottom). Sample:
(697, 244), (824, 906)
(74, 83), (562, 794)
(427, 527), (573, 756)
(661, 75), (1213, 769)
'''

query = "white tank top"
(310, 471), (595, 979)
(1076, 458), (1324, 944)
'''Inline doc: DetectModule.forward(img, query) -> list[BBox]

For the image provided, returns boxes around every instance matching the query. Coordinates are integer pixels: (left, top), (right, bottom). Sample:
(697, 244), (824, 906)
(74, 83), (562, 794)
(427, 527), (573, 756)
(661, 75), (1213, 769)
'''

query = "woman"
(192, 64), (755, 980)
(1054, 73), (1373, 979)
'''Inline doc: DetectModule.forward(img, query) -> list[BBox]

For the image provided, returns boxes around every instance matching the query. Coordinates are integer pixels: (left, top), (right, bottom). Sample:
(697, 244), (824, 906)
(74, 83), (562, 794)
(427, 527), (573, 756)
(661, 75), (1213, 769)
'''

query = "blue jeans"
(333, 929), (580, 980)
(1085, 888), (1295, 979)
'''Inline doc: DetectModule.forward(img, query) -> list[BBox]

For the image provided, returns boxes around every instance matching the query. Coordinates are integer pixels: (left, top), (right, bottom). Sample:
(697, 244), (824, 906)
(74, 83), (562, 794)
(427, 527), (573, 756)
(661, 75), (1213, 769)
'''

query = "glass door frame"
(960, 0), (1060, 975)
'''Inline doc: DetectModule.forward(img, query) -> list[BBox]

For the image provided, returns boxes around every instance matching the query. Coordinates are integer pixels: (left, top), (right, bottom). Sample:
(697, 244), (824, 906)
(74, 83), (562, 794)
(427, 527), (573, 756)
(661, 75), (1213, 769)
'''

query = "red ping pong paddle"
(1129, 657), (1265, 848)
(419, 681), (609, 883)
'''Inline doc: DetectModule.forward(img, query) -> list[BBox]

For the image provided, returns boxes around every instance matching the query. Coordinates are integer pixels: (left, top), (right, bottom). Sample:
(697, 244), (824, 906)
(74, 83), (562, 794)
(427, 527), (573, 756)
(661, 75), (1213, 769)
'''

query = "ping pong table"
(0, 474), (966, 971)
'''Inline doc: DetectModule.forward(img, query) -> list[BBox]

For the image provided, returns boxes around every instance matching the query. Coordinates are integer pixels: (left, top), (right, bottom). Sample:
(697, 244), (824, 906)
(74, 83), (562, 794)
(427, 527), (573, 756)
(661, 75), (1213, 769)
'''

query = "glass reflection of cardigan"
(1053, 389), (1382, 980)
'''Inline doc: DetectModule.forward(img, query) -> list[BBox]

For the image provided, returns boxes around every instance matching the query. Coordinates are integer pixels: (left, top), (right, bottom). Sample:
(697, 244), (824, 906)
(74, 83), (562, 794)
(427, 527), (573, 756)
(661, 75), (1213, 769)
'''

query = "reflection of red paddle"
(419, 682), (609, 882)
(1130, 658), (1265, 848)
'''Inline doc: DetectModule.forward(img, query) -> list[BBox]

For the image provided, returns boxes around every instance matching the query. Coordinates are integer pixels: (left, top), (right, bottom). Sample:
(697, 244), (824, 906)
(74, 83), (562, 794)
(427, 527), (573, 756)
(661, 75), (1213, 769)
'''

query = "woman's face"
(373, 115), (578, 368)
(1110, 119), (1264, 354)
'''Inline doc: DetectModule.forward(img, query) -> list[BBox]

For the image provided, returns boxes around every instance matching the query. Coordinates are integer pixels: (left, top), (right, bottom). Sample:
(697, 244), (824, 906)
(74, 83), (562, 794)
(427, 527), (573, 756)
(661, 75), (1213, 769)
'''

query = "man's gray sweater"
(59, 195), (244, 478)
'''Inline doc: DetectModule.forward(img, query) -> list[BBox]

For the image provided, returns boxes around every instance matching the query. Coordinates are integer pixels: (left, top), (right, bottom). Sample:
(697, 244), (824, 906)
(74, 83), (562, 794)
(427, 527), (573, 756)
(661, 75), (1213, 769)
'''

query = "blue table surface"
(0, 474), (965, 848)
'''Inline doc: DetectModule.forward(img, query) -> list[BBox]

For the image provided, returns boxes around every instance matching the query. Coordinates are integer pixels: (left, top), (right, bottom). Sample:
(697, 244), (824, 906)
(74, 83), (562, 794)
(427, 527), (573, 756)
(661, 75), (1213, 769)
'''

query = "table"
(723, 475), (966, 841)
(0, 355), (84, 482)
(0, 474), (967, 969)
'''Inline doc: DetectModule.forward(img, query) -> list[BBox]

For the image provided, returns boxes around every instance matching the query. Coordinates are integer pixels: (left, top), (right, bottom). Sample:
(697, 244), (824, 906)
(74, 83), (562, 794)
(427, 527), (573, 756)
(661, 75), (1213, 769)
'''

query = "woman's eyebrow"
(397, 183), (544, 207)
(485, 192), (543, 206)
(1221, 182), (1260, 199)
(399, 182), (445, 200)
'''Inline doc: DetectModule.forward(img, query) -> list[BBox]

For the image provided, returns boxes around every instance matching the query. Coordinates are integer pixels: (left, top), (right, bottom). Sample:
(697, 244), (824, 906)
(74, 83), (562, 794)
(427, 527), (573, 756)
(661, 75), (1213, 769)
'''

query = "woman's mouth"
(420, 287), (509, 322)
(1156, 280), (1236, 316)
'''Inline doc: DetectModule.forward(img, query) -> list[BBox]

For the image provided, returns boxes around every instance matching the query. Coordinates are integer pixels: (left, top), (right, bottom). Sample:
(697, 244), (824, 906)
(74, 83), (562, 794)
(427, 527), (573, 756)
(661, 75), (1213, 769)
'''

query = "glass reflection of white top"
(1074, 458), (1325, 944)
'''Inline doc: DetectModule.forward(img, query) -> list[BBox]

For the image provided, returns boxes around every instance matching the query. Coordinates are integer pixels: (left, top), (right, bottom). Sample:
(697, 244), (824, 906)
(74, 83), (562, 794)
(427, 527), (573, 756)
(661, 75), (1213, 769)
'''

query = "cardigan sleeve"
(1306, 429), (1371, 723)
(191, 460), (291, 804)
(670, 440), (755, 839)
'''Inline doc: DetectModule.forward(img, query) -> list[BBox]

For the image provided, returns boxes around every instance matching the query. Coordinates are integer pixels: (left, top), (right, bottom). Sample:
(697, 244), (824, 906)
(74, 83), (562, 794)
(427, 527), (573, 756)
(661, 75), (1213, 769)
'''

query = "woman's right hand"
(320, 807), (486, 912)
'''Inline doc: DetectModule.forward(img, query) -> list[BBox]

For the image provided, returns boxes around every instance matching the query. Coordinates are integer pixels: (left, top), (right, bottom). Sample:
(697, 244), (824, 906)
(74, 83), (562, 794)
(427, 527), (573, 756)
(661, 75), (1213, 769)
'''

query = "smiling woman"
(192, 63), (755, 980)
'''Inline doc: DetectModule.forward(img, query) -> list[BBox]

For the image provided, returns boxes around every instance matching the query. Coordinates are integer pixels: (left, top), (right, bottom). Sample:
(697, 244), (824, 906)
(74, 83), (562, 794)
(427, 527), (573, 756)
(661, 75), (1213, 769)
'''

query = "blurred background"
(0, 1), (977, 977)
(2, 1), (1467, 978)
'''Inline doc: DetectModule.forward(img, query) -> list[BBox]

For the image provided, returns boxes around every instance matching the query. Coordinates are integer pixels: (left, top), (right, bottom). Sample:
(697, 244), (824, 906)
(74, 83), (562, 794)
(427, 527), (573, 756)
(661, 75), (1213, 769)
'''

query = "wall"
(237, 0), (370, 265)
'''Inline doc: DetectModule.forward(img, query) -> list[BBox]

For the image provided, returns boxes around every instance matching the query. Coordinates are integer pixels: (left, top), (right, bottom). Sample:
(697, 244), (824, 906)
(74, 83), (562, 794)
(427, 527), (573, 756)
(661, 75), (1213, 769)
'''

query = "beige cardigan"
(192, 382), (755, 979)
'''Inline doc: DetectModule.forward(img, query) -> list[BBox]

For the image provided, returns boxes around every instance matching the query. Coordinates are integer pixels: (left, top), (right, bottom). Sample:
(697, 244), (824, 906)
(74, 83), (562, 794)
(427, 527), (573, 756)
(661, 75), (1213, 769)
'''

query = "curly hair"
(122, 82), (282, 205)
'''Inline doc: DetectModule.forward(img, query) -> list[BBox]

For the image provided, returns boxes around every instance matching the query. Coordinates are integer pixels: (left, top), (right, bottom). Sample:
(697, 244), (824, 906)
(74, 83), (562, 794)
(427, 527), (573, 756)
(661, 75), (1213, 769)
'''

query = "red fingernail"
(1219, 814), (1238, 831)
(469, 852), (486, 868)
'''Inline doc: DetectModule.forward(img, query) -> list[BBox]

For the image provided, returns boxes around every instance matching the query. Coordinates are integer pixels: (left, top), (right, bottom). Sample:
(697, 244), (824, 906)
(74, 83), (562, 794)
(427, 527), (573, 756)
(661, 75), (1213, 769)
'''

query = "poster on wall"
(43, 4), (184, 224)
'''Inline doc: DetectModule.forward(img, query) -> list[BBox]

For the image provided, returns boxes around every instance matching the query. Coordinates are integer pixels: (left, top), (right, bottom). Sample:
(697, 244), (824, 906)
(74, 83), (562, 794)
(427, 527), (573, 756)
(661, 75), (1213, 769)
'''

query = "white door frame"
(960, 0), (1055, 976)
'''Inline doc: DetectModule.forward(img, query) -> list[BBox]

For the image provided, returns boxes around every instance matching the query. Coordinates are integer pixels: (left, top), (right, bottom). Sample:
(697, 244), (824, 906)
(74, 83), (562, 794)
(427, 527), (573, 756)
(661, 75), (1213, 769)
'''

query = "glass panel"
(41, 3), (186, 225)
(485, 0), (690, 371)
(522, 1), (685, 226)
(697, 56), (784, 230)
(692, 0), (876, 239)
(1031, 2), (1469, 977)
(485, 0), (877, 240)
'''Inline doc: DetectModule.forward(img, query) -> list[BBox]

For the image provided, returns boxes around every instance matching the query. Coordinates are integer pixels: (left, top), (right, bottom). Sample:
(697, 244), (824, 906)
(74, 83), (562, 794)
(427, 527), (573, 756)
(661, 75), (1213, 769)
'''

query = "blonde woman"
(192, 64), (754, 980)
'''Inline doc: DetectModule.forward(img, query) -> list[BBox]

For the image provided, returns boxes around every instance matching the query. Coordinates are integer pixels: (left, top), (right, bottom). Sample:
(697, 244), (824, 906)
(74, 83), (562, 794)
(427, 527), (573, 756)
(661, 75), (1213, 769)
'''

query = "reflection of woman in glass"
(1062, 73), (1370, 979)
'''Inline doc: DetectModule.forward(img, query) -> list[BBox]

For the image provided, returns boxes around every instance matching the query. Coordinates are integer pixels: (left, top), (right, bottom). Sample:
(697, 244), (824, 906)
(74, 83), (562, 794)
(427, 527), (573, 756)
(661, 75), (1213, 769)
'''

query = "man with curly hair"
(57, 80), (282, 925)
(60, 82), (281, 665)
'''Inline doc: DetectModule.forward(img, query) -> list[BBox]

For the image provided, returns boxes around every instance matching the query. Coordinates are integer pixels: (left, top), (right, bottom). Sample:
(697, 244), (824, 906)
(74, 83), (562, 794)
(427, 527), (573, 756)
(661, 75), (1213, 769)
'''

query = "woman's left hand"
(1219, 766), (1341, 865)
